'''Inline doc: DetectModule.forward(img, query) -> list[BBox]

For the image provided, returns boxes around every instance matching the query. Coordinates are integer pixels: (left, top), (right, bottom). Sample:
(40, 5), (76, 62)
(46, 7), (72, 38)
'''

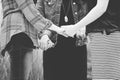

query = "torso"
(86, 0), (120, 34)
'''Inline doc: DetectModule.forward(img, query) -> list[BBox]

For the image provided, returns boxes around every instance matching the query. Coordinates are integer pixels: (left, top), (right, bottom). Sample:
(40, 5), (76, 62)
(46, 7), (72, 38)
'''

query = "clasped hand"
(39, 25), (86, 50)
(61, 25), (86, 38)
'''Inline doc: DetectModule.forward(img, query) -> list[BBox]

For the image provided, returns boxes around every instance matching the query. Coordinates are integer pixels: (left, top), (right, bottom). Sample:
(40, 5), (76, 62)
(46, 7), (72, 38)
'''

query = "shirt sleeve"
(36, 0), (54, 38)
(15, 0), (52, 32)
(36, 0), (44, 16)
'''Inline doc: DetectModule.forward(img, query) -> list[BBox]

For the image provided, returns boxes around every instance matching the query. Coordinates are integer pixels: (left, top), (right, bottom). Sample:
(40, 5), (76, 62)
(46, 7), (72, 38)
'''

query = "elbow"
(100, 9), (107, 15)
(98, 6), (107, 15)
(102, 7), (107, 13)
(97, 2), (108, 15)
(96, 0), (109, 15)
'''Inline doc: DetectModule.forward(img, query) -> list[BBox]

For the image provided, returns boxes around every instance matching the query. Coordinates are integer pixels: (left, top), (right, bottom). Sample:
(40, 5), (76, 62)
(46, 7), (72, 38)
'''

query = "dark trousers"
(44, 35), (87, 80)
(2, 32), (34, 80)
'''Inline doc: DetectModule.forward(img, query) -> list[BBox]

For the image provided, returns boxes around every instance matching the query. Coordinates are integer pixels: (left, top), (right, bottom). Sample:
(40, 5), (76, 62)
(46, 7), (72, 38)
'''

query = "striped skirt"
(88, 31), (120, 80)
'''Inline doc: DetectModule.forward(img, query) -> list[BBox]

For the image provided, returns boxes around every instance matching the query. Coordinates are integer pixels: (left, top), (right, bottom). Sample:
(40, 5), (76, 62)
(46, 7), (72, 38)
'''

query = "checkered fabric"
(0, 0), (52, 51)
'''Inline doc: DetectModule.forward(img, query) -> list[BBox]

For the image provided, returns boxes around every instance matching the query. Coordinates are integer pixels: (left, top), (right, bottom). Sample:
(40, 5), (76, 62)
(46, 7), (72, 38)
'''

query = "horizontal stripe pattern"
(88, 32), (120, 80)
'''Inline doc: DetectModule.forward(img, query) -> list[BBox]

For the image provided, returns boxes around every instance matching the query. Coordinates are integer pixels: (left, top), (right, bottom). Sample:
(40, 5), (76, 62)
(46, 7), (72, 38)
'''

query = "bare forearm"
(75, 0), (109, 29)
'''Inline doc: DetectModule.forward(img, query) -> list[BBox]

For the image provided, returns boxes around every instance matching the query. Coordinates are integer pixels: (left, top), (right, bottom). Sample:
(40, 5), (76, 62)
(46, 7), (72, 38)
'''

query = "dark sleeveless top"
(59, 0), (75, 26)
(86, 0), (120, 34)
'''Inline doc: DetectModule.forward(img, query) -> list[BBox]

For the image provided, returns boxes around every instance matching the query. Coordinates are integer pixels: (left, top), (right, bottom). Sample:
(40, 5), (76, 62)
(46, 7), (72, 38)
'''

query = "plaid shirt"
(0, 0), (53, 51)
(36, 0), (88, 46)
(36, 0), (91, 79)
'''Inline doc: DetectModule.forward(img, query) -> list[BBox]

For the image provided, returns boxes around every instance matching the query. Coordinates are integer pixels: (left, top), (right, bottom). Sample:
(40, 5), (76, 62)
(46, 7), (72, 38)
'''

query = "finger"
(62, 34), (69, 37)
(44, 40), (50, 50)
(67, 32), (75, 38)
(60, 32), (69, 37)
(39, 42), (44, 50)
(40, 41), (48, 50)
(43, 40), (51, 50)
(63, 30), (69, 37)
(70, 35), (74, 38)
(40, 42), (45, 50)
(43, 41), (49, 50)
(48, 40), (54, 48)
(38, 40), (41, 46)
(57, 28), (69, 37)
(63, 29), (75, 37)
(38, 41), (42, 48)
(47, 41), (53, 48)
(61, 30), (69, 37)
(43, 44), (47, 50)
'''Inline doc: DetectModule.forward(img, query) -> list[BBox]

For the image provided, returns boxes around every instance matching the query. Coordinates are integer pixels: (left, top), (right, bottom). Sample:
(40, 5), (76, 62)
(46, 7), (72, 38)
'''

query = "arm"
(61, 0), (109, 37)
(36, 0), (53, 38)
(75, 0), (109, 29)
(16, 0), (61, 32)
(36, 0), (68, 38)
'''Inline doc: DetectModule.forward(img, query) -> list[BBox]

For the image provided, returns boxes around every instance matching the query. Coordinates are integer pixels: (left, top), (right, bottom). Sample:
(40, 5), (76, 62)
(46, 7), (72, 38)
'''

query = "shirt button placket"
(72, 2), (78, 23)
(75, 12), (78, 15)
(73, 2), (76, 5)
(48, 2), (51, 5)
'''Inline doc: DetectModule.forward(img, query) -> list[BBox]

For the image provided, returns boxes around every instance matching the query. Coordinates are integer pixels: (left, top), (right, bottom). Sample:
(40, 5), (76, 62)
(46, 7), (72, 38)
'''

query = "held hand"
(56, 27), (69, 37)
(48, 24), (68, 37)
(38, 35), (54, 50)
(61, 25), (77, 38)
(76, 26), (86, 37)
(76, 26), (87, 45)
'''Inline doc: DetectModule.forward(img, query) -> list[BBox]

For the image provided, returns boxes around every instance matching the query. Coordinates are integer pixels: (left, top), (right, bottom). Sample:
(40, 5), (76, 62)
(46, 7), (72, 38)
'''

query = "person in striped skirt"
(86, 0), (120, 79)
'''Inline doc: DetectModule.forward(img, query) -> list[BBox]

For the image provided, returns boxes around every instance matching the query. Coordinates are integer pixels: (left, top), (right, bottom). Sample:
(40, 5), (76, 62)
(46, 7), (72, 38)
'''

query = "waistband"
(87, 28), (120, 35)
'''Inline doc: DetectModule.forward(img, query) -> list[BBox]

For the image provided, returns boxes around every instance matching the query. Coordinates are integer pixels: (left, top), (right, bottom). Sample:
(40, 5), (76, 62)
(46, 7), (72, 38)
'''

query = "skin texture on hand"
(38, 35), (54, 50)
(48, 24), (68, 37)
(76, 26), (86, 37)
(61, 25), (78, 38)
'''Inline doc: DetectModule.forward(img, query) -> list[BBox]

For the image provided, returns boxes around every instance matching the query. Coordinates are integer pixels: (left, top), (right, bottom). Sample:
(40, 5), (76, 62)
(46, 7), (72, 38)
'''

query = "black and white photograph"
(0, 0), (120, 80)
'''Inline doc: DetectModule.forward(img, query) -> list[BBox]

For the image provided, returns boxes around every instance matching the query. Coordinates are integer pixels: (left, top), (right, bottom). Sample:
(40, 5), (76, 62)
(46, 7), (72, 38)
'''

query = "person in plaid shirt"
(0, 0), (67, 80)
(36, 0), (109, 80)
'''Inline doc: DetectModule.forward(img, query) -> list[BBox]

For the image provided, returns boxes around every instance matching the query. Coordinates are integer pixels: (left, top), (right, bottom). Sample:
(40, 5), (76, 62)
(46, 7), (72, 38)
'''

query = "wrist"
(48, 24), (59, 32)
(75, 24), (86, 29)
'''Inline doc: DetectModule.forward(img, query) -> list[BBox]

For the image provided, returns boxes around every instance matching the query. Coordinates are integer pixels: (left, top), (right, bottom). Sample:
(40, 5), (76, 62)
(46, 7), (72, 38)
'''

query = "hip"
(88, 30), (120, 39)
(87, 30), (120, 48)
(87, 27), (120, 35)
